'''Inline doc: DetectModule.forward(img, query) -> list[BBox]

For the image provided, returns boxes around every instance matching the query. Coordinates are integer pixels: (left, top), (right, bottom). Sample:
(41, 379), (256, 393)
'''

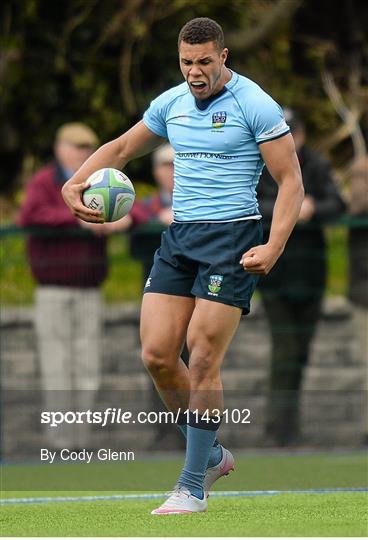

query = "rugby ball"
(82, 168), (135, 222)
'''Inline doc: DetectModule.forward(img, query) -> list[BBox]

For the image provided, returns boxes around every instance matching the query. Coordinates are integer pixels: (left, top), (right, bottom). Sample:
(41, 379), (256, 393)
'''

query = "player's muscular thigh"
(140, 293), (194, 371)
(187, 299), (241, 379)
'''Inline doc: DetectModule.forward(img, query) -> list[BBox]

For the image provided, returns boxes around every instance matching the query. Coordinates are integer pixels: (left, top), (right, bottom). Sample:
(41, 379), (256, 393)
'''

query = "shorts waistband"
(173, 215), (262, 224)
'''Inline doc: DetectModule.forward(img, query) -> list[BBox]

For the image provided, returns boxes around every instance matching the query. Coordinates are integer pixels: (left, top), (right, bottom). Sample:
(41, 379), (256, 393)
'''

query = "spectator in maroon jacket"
(18, 122), (148, 449)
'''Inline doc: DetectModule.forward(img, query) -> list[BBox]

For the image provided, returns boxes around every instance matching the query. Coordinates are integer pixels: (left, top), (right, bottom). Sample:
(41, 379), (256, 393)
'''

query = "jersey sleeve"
(143, 92), (168, 138)
(247, 92), (290, 145)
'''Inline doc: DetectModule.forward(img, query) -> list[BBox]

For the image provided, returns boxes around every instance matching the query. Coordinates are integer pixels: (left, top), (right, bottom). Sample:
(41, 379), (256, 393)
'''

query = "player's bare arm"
(240, 133), (304, 275)
(61, 121), (164, 223)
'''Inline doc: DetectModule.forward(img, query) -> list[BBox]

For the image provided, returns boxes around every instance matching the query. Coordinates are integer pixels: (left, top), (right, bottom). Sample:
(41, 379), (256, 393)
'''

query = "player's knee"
(188, 344), (219, 384)
(141, 347), (171, 376)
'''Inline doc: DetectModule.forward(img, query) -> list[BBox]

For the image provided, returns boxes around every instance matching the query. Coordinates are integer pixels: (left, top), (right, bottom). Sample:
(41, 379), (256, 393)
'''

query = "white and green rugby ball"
(82, 168), (135, 222)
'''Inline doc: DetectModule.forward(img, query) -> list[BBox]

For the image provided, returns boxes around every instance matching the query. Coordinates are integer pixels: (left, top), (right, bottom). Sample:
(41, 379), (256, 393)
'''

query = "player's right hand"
(61, 180), (105, 223)
(240, 242), (283, 275)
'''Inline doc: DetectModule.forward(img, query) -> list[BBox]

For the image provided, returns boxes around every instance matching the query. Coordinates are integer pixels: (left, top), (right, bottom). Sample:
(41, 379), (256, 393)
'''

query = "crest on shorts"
(212, 111), (227, 129)
(208, 274), (223, 296)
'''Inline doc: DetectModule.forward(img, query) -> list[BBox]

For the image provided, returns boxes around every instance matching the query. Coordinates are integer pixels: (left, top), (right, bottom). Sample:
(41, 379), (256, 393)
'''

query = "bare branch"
(321, 71), (350, 121)
(63, 1), (99, 38)
(92, 0), (145, 53)
(54, 1), (99, 73)
(119, 39), (137, 116)
(315, 113), (361, 153)
(227, 0), (303, 52)
(321, 69), (367, 159)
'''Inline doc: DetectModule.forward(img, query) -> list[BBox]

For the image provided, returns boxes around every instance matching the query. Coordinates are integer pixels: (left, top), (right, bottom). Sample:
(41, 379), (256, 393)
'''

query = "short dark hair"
(178, 17), (225, 51)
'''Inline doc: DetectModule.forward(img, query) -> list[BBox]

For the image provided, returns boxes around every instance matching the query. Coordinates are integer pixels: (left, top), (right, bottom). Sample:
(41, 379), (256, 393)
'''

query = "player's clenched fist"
(239, 243), (283, 275)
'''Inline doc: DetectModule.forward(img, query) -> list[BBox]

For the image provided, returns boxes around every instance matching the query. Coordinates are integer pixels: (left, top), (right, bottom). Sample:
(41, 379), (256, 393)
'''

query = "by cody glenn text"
(40, 448), (135, 464)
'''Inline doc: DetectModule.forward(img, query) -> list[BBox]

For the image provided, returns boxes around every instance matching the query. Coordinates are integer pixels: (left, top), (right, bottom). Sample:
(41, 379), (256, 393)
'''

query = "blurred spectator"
(132, 143), (175, 285)
(257, 109), (346, 446)
(17, 122), (147, 449)
(144, 143), (175, 225)
(347, 155), (368, 443)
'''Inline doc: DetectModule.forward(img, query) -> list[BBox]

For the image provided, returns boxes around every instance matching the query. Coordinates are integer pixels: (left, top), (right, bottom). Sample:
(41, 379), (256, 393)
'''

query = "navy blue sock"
(177, 413), (222, 467)
(178, 412), (222, 499)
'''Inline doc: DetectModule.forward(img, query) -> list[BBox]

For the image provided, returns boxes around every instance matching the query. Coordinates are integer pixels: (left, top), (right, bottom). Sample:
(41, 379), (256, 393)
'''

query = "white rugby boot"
(203, 446), (235, 497)
(151, 486), (207, 515)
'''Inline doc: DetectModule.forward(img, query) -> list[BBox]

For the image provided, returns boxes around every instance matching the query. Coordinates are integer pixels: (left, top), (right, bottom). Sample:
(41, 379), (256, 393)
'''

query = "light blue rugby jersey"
(143, 70), (290, 222)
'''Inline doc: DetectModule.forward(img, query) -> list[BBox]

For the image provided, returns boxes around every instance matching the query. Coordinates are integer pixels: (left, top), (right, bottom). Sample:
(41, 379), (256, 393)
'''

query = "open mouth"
(190, 81), (207, 90)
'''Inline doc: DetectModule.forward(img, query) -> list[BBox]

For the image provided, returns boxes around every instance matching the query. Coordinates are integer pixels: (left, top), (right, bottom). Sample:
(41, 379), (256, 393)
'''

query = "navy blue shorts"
(143, 220), (262, 314)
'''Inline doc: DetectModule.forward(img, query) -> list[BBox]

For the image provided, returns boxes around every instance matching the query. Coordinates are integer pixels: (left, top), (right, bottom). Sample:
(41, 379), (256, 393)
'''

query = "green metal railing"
(0, 217), (367, 304)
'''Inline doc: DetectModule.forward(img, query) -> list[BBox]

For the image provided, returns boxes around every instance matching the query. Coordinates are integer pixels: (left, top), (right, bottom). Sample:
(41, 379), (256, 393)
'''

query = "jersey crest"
(212, 111), (227, 129)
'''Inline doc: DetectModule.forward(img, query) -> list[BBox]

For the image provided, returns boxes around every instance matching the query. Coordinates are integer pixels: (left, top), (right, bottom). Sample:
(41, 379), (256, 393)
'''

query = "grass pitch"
(2, 493), (367, 537)
(1, 452), (367, 537)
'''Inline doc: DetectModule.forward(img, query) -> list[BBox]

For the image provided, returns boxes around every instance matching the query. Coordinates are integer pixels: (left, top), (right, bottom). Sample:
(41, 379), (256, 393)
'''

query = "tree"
(0, 0), (367, 198)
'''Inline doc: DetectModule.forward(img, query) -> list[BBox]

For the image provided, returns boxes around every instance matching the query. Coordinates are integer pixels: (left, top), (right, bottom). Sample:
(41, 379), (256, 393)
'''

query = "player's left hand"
(239, 243), (282, 275)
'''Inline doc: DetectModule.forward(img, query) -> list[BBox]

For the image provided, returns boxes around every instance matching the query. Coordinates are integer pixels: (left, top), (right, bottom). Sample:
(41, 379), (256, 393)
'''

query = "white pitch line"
(1, 487), (367, 505)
